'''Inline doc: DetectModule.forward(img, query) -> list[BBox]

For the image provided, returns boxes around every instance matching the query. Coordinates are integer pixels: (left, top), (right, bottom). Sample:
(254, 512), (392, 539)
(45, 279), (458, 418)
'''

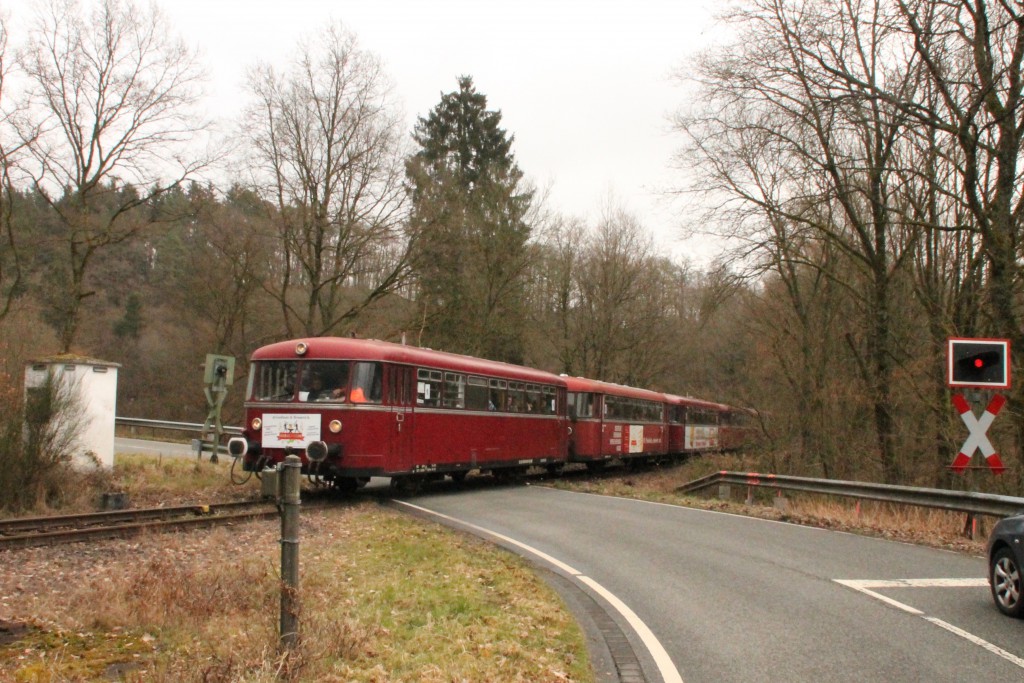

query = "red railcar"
(720, 405), (757, 451)
(228, 338), (568, 489)
(563, 376), (670, 467)
(665, 394), (723, 453)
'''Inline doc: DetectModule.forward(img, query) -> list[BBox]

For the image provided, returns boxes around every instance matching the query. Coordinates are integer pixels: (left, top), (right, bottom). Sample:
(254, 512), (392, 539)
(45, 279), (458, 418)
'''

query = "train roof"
(664, 393), (738, 413)
(665, 393), (722, 408)
(252, 337), (567, 386)
(561, 375), (669, 402)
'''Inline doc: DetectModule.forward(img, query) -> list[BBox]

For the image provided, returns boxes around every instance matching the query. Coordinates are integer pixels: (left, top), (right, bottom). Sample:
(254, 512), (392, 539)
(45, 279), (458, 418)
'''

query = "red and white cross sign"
(951, 394), (1006, 474)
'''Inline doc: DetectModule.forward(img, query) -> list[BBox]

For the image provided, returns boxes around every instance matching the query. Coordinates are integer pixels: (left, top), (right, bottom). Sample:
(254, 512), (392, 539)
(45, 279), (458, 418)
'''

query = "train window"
(388, 366), (414, 406)
(488, 379), (506, 412)
(542, 386), (556, 415)
(351, 362), (383, 403)
(507, 382), (526, 412)
(444, 373), (466, 409)
(525, 384), (543, 413)
(299, 361), (350, 402)
(417, 369), (442, 407)
(605, 396), (622, 419)
(568, 392), (594, 419)
(252, 361), (299, 401)
(466, 376), (489, 411)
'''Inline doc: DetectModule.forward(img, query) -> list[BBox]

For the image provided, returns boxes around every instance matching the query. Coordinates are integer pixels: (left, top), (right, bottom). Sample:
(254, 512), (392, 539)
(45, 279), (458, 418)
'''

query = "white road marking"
(394, 499), (685, 683)
(835, 578), (1024, 670)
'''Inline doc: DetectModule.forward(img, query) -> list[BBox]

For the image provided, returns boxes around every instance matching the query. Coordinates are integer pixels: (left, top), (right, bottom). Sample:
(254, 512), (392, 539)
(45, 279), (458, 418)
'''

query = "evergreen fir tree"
(407, 76), (533, 363)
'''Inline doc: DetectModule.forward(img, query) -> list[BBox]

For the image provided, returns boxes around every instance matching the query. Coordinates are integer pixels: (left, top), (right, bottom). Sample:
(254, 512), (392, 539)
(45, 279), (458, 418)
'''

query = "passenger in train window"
(307, 375), (347, 402)
(306, 374), (327, 401)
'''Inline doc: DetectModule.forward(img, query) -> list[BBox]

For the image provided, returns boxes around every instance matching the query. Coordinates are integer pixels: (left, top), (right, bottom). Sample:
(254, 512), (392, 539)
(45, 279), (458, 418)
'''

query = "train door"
(388, 364), (415, 471)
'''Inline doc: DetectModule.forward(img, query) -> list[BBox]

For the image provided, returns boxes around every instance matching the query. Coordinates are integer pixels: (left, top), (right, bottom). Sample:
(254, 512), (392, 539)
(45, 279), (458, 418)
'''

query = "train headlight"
(251, 417), (262, 431)
(295, 341), (308, 356)
(329, 419), (342, 433)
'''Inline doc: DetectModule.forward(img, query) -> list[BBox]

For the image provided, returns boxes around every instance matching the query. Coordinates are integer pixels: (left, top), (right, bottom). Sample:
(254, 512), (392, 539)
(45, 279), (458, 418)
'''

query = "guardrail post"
(718, 484), (731, 501)
(280, 454), (301, 650)
(963, 513), (976, 540)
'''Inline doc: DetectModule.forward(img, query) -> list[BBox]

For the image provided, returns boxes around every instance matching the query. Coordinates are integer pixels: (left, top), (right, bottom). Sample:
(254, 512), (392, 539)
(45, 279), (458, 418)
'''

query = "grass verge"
(549, 453), (989, 555)
(0, 504), (590, 681)
(0, 465), (592, 682)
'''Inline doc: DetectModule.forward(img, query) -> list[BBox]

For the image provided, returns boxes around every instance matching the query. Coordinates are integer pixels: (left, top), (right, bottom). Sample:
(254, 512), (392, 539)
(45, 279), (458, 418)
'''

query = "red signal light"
(975, 358), (984, 368)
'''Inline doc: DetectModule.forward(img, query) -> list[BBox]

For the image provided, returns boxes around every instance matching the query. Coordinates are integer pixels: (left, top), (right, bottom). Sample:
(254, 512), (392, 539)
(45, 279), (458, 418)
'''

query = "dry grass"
(550, 453), (989, 556)
(0, 502), (591, 682)
(4, 447), (988, 681)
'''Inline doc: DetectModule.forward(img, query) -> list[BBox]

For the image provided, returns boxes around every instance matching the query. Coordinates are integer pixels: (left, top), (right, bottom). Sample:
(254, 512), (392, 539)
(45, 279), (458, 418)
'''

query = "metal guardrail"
(677, 471), (1024, 519)
(115, 417), (243, 436)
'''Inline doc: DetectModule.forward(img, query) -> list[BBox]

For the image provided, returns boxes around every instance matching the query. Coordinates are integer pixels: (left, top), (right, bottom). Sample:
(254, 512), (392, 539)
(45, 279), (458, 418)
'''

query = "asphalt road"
(398, 484), (1024, 683)
(116, 437), (198, 458)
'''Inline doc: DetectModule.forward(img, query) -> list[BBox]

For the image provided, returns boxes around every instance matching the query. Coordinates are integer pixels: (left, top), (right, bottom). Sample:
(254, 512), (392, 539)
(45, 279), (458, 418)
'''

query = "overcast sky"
(21, 0), (729, 263)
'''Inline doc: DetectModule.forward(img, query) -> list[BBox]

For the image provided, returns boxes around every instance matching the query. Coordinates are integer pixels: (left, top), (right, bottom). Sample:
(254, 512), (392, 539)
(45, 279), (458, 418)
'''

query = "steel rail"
(0, 501), (276, 549)
(0, 501), (266, 535)
(677, 471), (1024, 518)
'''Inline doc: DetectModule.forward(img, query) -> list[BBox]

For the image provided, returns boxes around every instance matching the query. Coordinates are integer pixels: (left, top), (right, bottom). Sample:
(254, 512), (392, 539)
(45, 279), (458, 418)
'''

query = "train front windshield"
(249, 360), (381, 403)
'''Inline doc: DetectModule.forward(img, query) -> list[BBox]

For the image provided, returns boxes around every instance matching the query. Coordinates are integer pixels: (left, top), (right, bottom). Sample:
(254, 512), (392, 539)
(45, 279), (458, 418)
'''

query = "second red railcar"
(563, 376), (670, 467)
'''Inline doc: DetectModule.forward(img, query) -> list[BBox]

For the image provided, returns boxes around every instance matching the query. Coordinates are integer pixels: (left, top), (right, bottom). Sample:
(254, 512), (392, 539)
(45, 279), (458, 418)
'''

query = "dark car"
(987, 513), (1024, 618)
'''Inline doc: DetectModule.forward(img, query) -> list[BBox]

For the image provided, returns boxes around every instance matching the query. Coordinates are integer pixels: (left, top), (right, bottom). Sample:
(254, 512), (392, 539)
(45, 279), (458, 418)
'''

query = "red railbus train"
(228, 337), (750, 490)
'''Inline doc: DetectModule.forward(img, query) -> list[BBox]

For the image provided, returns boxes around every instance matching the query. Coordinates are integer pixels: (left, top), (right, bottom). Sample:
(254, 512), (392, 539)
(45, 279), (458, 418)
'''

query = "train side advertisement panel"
(685, 425), (719, 450)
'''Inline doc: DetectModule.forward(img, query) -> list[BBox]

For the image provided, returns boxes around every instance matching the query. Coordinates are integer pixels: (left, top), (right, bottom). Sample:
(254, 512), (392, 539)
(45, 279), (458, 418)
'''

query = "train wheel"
(331, 477), (359, 493)
(493, 467), (526, 484)
(391, 476), (423, 495)
(449, 471), (468, 483)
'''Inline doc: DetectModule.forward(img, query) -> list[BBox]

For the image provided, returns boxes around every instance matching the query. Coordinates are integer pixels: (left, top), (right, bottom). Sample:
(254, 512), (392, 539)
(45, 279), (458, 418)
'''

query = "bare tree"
(533, 204), (678, 386)
(17, 0), (208, 352)
(675, 0), (928, 482)
(0, 14), (30, 323)
(889, 0), (1024, 487)
(242, 24), (410, 338)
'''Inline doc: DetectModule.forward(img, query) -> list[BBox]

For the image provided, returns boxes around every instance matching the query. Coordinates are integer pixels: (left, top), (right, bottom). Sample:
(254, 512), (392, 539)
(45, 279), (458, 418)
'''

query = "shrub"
(0, 367), (97, 514)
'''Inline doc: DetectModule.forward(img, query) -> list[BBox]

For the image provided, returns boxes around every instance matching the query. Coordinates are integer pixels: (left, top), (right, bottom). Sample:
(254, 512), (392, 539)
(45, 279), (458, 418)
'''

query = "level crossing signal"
(947, 338), (1011, 390)
(947, 337), (1011, 475)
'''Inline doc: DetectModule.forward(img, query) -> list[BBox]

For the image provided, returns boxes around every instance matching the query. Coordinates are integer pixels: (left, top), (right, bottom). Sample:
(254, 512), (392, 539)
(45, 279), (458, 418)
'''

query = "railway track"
(0, 461), (669, 549)
(0, 500), (279, 549)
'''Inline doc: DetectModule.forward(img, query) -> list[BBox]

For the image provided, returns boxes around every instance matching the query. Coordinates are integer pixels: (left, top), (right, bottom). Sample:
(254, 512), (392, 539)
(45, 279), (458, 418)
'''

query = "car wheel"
(991, 546), (1023, 618)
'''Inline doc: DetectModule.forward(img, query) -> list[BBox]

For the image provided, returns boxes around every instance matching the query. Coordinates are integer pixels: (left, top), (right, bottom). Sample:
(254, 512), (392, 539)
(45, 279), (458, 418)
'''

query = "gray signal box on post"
(200, 353), (236, 463)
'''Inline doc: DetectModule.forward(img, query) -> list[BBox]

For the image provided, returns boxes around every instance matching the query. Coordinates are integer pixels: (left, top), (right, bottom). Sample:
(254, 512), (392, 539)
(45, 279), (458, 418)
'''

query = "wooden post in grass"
(280, 455), (301, 650)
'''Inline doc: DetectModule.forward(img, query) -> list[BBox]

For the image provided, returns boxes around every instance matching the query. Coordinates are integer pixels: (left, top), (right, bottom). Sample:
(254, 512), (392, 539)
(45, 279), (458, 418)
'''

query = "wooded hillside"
(2, 0), (1022, 495)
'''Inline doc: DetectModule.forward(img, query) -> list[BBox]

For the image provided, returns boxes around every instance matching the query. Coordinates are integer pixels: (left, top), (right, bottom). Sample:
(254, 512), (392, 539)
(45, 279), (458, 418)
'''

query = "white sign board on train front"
(262, 413), (321, 448)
